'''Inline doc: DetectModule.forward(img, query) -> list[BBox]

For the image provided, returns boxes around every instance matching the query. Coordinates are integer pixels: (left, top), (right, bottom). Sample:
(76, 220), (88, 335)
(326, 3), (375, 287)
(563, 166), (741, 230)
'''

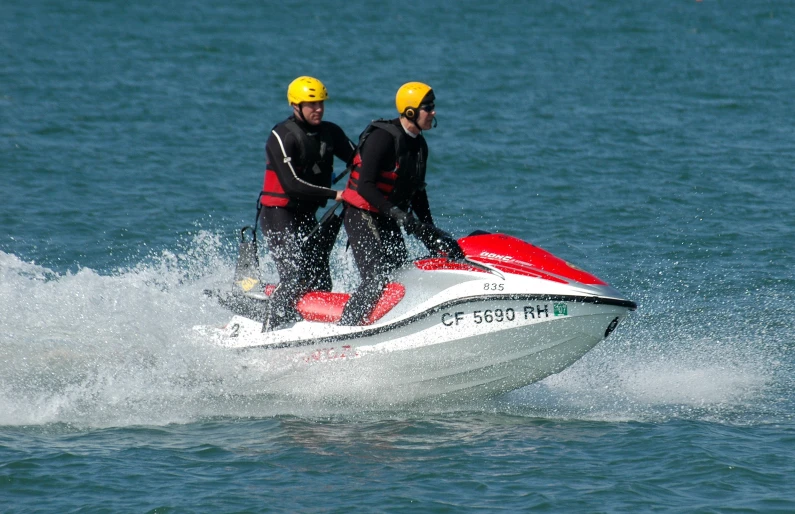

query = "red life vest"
(261, 119), (335, 208)
(341, 153), (399, 213)
(261, 168), (290, 207)
(341, 120), (417, 213)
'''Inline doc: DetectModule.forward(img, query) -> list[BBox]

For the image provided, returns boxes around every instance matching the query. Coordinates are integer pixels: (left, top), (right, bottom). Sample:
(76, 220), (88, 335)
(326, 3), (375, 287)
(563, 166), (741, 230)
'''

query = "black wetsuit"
(260, 116), (355, 330)
(339, 118), (433, 326)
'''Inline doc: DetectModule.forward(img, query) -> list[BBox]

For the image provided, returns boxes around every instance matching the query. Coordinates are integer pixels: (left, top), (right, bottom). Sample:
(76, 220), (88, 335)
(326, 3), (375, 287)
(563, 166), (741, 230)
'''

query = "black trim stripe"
(238, 293), (637, 352)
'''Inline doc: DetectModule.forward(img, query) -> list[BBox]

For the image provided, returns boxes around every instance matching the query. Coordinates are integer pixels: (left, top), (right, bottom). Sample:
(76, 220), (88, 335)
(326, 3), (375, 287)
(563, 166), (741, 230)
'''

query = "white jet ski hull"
(202, 291), (632, 402)
(198, 232), (636, 402)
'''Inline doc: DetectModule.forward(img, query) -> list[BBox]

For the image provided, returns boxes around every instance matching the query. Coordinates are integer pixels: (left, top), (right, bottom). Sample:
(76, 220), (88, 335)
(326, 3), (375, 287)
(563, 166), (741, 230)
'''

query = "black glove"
(388, 207), (421, 234)
(435, 234), (466, 260)
(414, 224), (466, 261)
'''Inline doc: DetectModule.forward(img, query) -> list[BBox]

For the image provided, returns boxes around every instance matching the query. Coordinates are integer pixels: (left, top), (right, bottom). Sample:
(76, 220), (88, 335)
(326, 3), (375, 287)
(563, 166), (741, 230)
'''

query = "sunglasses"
(420, 103), (435, 112)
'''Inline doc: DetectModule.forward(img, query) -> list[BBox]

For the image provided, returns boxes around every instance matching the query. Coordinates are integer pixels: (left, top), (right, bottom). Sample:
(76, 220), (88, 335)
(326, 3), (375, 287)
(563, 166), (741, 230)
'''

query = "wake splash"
(1, 234), (791, 428)
(0, 231), (393, 428)
(0, 233), (242, 427)
(499, 290), (793, 425)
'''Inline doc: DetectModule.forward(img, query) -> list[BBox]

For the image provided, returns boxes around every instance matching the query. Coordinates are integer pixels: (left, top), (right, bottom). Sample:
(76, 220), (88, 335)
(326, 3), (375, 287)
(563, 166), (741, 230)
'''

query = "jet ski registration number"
(441, 304), (553, 326)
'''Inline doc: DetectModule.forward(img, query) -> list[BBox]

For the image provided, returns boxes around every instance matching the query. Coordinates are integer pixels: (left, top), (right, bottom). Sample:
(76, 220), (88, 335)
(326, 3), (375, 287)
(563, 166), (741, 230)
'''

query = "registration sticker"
(553, 302), (568, 316)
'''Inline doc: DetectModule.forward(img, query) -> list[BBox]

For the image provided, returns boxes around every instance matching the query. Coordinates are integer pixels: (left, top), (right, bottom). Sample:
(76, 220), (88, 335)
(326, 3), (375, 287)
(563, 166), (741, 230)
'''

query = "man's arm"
(409, 188), (433, 225)
(354, 128), (398, 214)
(266, 129), (337, 200)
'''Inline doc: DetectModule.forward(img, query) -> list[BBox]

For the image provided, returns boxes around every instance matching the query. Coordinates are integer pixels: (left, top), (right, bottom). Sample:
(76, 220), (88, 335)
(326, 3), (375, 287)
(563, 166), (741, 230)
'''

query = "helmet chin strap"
(406, 110), (437, 132)
(294, 104), (308, 125)
(414, 115), (438, 131)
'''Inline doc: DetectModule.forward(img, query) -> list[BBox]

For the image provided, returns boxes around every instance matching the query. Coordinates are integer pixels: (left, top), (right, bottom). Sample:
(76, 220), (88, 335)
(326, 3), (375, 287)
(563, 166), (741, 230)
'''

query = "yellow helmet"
(287, 76), (328, 105)
(396, 82), (434, 118)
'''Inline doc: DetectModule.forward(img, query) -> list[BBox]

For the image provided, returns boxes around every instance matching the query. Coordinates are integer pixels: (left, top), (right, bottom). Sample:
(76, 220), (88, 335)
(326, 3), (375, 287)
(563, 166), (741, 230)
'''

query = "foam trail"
(0, 233), (254, 427)
(0, 231), (403, 427)
(498, 289), (793, 424)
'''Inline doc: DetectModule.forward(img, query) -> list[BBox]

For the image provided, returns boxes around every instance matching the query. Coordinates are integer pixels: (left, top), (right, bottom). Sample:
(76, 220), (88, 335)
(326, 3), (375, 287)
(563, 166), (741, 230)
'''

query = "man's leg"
(338, 209), (407, 326)
(302, 210), (342, 292)
(260, 207), (307, 331)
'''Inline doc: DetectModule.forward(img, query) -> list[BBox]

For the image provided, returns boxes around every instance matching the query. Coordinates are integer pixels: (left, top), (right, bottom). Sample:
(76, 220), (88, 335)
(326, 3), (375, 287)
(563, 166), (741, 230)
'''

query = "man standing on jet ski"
(338, 81), (463, 326)
(259, 76), (356, 331)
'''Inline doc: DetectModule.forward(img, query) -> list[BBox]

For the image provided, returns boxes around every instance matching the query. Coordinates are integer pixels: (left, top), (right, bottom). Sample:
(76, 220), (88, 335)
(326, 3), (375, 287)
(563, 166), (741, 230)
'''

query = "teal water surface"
(2, 0), (794, 512)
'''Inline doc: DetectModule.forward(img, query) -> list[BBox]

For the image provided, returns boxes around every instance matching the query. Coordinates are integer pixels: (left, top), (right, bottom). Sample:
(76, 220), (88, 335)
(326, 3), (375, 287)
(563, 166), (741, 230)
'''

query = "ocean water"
(2, 0), (794, 511)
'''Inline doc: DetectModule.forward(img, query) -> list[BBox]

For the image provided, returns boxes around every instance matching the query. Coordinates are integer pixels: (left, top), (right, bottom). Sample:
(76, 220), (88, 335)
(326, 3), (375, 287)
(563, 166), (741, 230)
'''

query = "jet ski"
(200, 230), (637, 402)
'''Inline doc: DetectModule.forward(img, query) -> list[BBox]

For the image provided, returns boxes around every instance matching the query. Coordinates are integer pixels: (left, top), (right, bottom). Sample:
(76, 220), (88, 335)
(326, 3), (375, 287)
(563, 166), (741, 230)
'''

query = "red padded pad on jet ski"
(364, 282), (406, 325)
(295, 282), (406, 324)
(295, 291), (350, 323)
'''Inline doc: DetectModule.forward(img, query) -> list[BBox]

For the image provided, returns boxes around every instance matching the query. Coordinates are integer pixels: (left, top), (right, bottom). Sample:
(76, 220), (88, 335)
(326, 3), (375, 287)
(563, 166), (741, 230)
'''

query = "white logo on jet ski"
(480, 251), (513, 262)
